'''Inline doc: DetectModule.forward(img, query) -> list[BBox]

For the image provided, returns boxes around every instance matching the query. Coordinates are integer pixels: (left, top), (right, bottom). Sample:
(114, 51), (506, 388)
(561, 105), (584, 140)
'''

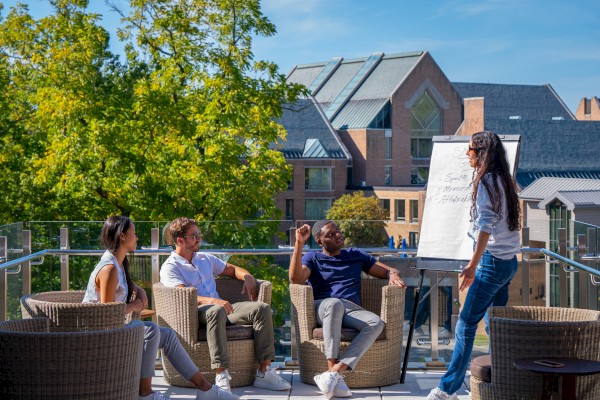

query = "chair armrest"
(380, 285), (404, 336)
(290, 283), (316, 342)
(257, 279), (272, 305)
(153, 282), (199, 343)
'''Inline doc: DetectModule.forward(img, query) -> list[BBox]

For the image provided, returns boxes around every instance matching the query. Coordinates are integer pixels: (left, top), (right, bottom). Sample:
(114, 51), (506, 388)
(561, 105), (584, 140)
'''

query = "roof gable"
(275, 98), (350, 159)
(538, 190), (600, 210)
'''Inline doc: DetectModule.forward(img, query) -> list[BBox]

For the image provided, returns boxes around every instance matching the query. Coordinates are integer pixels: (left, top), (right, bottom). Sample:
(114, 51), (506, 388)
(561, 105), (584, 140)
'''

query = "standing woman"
(427, 131), (521, 400)
(83, 215), (239, 400)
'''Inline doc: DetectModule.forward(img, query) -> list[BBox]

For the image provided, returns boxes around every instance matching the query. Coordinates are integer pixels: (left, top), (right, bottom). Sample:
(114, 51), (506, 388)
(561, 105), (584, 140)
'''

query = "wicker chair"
(153, 277), (273, 388)
(470, 306), (600, 400)
(21, 290), (140, 331)
(0, 317), (144, 400)
(290, 277), (405, 388)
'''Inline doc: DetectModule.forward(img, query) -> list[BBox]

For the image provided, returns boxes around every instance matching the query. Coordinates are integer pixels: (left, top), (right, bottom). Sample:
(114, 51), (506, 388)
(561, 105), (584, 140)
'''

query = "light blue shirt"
(468, 174), (520, 260)
(160, 251), (226, 299)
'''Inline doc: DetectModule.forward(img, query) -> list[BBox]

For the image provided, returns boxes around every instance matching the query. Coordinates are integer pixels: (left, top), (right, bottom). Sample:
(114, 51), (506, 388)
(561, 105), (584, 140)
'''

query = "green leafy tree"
(0, 0), (305, 239)
(326, 191), (389, 247)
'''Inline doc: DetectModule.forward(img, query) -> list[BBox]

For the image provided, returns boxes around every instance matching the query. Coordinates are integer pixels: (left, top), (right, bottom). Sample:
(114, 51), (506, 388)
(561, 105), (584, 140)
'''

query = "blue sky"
(3, 0), (599, 113)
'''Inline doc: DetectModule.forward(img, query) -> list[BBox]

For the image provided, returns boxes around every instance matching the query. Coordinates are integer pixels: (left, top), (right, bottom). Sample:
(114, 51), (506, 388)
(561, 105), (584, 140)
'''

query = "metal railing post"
(22, 230), (31, 296)
(587, 227), (598, 310)
(558, 228), (568, 307)
(577, 234), (588, 309)
(60, 228), (70, 291)
(151, 227), (159, 324)
(0, 236), (6, 321)
(521, 227), (530, 306)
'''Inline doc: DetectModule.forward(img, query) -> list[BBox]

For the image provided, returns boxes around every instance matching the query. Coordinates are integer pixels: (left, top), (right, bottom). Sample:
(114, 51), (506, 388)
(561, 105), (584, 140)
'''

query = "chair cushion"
(198, 324), (253, 341)
(312, 327), (386, 341)
(470, 355), (492, 382)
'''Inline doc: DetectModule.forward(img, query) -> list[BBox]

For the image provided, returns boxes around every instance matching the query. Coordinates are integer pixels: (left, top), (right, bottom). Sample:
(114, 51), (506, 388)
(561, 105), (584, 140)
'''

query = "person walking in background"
(427, 131), (521, 400)
(290, 220), (406, 399)
(83, 216), (239, 400)
(160, 217), (291, 394)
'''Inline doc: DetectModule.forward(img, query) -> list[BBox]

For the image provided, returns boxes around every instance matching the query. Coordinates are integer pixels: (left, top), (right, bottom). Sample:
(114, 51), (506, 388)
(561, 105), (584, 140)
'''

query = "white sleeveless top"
(83, 250), (129, 303)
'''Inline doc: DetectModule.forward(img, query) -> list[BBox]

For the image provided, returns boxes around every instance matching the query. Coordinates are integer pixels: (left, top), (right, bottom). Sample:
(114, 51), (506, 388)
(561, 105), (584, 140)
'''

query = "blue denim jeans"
(438, 250), (518, 395)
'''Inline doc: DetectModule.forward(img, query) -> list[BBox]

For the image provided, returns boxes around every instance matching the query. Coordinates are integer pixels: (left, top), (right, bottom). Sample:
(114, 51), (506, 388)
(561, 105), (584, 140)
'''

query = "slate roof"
(481, 119), (600, 187)
(519, 177), (600, 200)
(452, 82), (575, 121)
(287, 52), (423, 129)
(275, 98), (350, 159)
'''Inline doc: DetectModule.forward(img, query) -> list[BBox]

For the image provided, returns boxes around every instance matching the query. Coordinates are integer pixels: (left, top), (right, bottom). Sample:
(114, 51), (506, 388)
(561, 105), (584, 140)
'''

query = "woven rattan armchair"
(21, 290), (140, 331)
(153, 277), (273, 388)
(0, 317), (144, 400)
(290, 277), (405, 388)
(470, 306), (600, 400)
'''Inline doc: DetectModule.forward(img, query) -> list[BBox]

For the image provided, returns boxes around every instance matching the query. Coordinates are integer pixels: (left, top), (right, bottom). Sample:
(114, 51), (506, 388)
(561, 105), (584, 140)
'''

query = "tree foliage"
(0, 0), (305, 245)
(326, 191), (389, 247)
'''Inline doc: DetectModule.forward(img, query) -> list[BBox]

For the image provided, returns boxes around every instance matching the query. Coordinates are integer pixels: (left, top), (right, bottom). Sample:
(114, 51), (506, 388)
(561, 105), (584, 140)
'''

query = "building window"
(368, 102), (391, 129)
(305, 199), (332, 220)
(585, 98), (592, 115)
(305, 167), (332, 191)
(287, 176), (293, 190)
(549, 200), (571, 307)
(410, 199), (419, 223)
(409, 231), (419, 248)
(395, 199), (406, 221)
(285, 199), (294, 221)
(411, 167), (429, 184)
(384, 166), (392, 185)
(381, 199), (390, 218)
(385, 129), (392, 159)
(411, 91), (441, 159)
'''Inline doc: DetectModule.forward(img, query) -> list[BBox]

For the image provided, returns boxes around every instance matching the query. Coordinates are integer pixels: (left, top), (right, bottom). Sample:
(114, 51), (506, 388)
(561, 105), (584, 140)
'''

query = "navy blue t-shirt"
(302, 248), (376, 306)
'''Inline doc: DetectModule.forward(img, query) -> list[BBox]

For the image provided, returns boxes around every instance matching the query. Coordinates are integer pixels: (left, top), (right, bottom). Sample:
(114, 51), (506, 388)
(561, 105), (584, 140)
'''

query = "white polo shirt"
(160, 251), (226, 299)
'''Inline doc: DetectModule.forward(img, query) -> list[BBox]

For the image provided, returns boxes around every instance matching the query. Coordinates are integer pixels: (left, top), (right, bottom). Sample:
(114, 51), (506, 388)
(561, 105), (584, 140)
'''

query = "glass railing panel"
(0, 222), (24, 320)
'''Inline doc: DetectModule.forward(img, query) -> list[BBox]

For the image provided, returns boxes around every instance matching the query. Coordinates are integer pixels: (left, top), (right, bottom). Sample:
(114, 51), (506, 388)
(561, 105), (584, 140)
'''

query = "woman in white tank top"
(83, 216), (239, 400)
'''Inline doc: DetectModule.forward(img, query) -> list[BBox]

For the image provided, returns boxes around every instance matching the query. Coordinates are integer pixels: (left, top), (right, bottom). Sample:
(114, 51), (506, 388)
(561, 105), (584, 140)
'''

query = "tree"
(326, 191), (389, 247)
(0, 0), (306, 245)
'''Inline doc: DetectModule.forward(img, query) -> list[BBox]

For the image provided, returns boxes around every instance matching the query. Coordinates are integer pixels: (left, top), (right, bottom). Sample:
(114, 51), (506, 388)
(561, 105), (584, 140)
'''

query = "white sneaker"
(332, 375), (352, 397)
(439, 327), (452, 338)
(253, 366), (291, 390)
(313, 371), (339, 399)
(215, 370), (232, 393)
(139, 392), (169, 400)
(196, 385), (240, 400)
(415, 326), (426, 336)
(427, 387), (458, 400)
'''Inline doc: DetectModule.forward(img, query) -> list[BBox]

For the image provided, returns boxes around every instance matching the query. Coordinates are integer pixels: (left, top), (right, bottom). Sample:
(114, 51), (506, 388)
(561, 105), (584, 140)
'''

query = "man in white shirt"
(160, 217), (290, 393)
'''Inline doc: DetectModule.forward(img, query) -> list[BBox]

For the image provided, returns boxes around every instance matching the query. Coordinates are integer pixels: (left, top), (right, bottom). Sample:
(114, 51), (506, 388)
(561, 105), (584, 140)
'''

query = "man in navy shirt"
(290, 220), (405, 399)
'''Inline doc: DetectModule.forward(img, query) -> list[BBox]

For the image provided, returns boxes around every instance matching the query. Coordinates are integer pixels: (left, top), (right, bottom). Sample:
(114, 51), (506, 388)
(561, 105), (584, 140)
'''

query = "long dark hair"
(100, 215), (136, 303)
(469, 131), (521, 231)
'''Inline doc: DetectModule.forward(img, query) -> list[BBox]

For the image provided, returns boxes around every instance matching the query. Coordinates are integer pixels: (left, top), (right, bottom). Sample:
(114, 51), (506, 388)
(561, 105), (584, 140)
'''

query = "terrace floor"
(152, 368), (471, 399)
(152, 327), (480, 399)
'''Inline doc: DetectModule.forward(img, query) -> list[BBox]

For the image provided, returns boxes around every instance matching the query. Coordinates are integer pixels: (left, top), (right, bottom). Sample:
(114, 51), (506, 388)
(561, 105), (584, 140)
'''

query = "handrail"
(521, 247), (600, 283)
(0, 247), (419, 271)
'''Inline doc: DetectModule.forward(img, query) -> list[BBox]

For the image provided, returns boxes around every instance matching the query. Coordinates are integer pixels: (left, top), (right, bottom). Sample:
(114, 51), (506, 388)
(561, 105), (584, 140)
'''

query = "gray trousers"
(141, 322), (199, 380)
(198, 301), (275, 370)
(315, 298), (384, 370)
